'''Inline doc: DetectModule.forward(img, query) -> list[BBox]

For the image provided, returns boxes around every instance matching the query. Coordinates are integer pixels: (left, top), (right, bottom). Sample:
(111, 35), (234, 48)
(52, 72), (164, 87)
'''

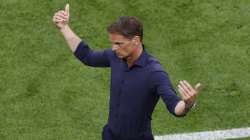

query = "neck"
(126, 44), (143, 68)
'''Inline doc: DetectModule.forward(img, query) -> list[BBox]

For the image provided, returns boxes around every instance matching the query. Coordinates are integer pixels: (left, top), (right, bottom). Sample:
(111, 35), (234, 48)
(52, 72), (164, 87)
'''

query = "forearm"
(60, 25), (81, 52)
(174, 100), (189, 116)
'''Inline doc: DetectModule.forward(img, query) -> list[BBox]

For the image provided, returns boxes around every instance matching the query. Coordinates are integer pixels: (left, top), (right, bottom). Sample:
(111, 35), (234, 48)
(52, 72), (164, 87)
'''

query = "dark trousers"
(102, 125), (154, 140)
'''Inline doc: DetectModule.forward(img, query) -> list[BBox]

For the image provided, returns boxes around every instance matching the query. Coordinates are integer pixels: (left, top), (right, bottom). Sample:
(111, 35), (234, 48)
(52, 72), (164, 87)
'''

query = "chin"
(116, 53), (124, 58)
(116, 53), (128, 59)
(119, 56), (126, 59)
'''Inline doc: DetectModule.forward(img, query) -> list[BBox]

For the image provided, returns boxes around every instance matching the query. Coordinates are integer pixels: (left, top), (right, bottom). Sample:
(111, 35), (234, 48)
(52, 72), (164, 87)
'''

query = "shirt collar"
(133, 44), (148, 67)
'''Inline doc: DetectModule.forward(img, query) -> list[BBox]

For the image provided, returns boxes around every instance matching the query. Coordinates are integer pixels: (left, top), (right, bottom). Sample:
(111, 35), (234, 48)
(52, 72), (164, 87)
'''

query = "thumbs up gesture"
(53, 4), (70, 29)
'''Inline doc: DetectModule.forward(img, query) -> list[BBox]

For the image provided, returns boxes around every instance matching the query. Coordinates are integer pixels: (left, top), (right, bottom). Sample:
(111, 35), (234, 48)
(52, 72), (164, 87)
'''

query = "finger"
(53, 15), (67, 22)
(178, 85), (186, 98)
(183, 80), (195, 91)
(55, 11), (68, 17)
(179, 81), (192, 95)
(55, 12), (68, 19)
(54, 16), (68, 22)
(57, 10), (67, 15)
(178, 85), (190, 99)
(195, 83), (202, 91)
(62, 11), (68, 17)
(182, 80), (197, 96)
(65, 3), (69, 15)
(54, 15), (66, 21)
(54, 18), (65, 23)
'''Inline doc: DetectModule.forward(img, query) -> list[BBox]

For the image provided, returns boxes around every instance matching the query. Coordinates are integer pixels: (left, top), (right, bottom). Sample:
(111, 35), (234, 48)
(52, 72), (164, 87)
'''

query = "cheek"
(117, 47), (128, 54)
(123, 46), (134, 54)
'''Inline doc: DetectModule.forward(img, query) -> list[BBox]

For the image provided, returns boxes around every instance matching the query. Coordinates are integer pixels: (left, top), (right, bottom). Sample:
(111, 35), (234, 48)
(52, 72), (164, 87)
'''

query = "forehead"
(109, 33), (131, 42)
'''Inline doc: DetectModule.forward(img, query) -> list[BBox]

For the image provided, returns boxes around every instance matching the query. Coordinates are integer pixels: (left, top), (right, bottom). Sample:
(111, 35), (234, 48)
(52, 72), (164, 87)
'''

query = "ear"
(132, 36), (140, 46)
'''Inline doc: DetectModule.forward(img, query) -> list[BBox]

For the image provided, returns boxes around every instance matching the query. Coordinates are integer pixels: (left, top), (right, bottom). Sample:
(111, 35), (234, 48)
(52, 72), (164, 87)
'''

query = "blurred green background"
(0, 0), (250, 139)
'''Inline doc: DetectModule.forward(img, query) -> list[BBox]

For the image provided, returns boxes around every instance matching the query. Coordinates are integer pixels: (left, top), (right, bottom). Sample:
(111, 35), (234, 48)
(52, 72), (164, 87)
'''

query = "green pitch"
(0, 0), (250, 139)
(227, 137), (250, 140)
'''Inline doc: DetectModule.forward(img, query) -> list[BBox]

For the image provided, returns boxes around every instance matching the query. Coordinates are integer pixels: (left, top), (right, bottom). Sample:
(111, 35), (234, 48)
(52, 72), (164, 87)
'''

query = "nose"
(112, 44), (119, 51)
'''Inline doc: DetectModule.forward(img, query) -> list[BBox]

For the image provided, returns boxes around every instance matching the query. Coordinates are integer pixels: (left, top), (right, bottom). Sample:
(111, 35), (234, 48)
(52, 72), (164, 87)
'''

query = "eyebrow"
(114, 42), (123, 45)
(109, 41), (124, 45)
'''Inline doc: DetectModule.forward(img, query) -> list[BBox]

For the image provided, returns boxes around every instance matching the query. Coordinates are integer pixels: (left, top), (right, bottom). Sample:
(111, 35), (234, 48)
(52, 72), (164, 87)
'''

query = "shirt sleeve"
(74, 41), (111, 67)
(152, 71), (182, 116)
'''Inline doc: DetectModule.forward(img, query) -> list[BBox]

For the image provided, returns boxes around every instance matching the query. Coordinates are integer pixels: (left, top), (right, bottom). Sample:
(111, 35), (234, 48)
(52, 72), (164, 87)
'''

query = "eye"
(114, 42), (123, 45)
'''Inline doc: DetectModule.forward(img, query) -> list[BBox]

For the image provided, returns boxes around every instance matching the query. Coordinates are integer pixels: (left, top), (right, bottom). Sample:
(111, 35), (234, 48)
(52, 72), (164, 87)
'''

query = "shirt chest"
(110, 61), (154, 104)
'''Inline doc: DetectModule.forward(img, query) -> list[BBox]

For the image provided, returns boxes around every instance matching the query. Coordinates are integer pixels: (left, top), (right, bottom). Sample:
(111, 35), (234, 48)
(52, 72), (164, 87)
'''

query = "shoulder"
(147, 55), (165, 73)
(103, 48), (113, 56)
(145, 55), (171, 82)
(104, 49), (115, 58)
(103, 49), (120, 62)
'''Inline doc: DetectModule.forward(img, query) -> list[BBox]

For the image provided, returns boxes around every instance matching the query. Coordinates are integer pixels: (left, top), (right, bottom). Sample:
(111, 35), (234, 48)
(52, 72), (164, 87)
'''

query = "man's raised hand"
(53, 4), (70, 29)
(178, 80), (202, 108)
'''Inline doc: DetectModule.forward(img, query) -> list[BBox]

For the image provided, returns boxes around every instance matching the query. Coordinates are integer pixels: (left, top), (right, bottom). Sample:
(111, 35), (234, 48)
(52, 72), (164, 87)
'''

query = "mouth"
(116, 54), (123, 58)
(115, 52), (122, 57)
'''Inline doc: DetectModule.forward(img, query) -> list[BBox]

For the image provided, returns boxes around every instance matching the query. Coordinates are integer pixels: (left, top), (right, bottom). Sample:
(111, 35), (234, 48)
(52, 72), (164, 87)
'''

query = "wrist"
(184, 100), (196, 111)
(59, 24), (70, 32)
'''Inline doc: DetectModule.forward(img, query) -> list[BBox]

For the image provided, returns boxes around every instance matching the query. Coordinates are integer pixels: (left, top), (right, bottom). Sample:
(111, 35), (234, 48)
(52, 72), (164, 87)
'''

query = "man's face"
(109, 33), (137, 59)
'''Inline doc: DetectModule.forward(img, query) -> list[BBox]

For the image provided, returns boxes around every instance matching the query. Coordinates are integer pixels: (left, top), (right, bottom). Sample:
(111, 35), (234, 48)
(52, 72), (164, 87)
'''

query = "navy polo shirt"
(74, 41), (181, 137)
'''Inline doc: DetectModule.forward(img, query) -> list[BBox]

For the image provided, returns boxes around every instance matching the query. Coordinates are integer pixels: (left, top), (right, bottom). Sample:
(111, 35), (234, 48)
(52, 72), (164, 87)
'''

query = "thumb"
(195, 83), (202, 91)
(65, 3), (69, 14)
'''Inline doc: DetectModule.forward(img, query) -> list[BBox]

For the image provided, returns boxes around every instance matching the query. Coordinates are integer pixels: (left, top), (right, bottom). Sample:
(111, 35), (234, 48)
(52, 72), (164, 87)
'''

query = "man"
(53, 4), (201, 140)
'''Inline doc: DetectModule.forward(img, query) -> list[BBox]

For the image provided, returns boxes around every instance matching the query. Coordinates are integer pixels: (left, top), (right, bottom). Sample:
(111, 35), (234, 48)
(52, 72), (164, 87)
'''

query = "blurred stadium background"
(0, 0), (250, 139)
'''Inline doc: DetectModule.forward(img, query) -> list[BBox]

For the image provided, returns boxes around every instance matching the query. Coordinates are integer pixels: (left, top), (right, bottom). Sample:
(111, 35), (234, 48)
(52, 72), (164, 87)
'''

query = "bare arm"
(60, 25), (81, 52)
(53, 4), (81, 52)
